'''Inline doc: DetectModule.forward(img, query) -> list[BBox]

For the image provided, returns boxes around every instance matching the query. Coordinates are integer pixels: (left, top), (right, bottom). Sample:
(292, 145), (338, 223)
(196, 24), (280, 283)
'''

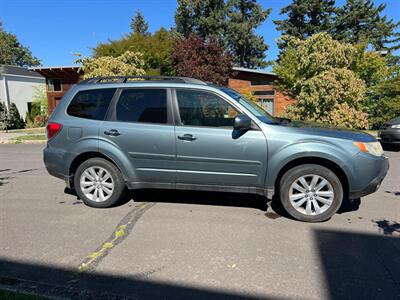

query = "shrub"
(274, 33), (369, 129)
(8, 103), (24, 129)
(0, 102), (24, 130)
(33, 114), (48, 127)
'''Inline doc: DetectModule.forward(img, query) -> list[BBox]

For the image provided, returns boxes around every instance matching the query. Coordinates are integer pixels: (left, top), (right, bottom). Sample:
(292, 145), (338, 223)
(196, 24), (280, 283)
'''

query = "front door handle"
(177, 134), (197, 141)
(104, 129), (121, 136)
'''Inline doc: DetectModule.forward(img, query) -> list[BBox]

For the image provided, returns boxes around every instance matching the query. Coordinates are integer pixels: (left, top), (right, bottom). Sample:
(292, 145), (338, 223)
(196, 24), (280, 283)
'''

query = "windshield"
(219, 87), (277, 124)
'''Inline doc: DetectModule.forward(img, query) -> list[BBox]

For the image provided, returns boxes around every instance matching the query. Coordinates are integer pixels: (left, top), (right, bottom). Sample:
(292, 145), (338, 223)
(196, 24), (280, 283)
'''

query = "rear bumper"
(43, 144), (72, 187)
(349, 155), (389, 199)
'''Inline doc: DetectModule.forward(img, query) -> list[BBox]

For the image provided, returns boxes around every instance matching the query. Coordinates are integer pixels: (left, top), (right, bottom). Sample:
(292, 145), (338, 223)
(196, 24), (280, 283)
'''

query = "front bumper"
(349, 155), (389, 199)
(379, 129), (400, 144)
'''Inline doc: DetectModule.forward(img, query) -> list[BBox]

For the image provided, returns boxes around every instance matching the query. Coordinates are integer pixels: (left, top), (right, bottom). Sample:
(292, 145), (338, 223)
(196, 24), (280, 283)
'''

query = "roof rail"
(78, 75), (207, 85)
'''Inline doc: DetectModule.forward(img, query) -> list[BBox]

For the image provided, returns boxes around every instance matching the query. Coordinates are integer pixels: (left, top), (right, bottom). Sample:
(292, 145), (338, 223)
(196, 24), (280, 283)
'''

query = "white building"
(0, 65), (46, 119)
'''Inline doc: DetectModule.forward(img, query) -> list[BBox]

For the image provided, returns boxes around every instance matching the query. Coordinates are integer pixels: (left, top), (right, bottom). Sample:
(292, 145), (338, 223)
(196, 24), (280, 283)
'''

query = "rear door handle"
(177, 134), (197, 141)
(104, 129), (120, 136)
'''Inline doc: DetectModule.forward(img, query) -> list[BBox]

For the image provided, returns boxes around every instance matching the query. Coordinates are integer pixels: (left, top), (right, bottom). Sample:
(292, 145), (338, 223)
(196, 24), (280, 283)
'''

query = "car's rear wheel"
(279, 164), (343, 222)
(74, 158), (125, 208)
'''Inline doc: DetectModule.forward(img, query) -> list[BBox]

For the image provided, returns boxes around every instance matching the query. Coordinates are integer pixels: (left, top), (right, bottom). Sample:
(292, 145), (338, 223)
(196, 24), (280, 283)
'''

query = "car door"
(173, 88), (268, 189)
(99, 88), (176, 185)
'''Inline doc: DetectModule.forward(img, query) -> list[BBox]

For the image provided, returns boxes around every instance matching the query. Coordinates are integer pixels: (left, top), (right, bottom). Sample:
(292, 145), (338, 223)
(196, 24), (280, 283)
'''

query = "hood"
(279, 119), (375, 143)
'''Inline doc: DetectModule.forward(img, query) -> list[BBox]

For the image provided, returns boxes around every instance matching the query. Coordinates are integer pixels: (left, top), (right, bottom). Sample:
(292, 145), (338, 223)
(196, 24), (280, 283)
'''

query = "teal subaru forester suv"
(44, 76), (389, 222)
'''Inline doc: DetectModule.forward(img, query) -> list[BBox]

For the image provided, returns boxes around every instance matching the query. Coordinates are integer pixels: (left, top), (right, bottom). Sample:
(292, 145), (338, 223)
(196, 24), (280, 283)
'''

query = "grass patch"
(0, 289), (46, 300)
(12, 135), (47, 141)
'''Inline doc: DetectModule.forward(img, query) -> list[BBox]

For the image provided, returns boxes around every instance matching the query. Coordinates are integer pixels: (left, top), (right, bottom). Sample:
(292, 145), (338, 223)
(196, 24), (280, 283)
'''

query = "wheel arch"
(69, 152), (125, 188)
(274, 156), (349, 199)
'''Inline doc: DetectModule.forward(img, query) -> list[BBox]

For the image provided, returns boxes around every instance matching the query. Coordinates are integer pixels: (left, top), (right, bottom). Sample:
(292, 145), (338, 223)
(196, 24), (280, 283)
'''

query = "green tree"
(172, 33), (234, 85)
(32, 86), (48, 115)
(226, 0), (271, 68)
(274, 0), (336, 41)
(364, 76), (400, 128)
(351, 46), (388, 87)
(93, 28), (174, 75)
(334, 0), (400, 51)
(130, 10), (150, 36)
(0, 21), (40, 67)
(75, 51), (145, 79)
(175, 0), (226, 40)
(174, 0), (270, 68)
(274, 33), (369, 129)
(275, 0), (400, 52)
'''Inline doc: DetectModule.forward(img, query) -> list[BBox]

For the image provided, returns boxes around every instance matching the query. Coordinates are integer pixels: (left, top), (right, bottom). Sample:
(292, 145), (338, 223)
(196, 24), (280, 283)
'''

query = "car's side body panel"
(43, 81), (389, 203)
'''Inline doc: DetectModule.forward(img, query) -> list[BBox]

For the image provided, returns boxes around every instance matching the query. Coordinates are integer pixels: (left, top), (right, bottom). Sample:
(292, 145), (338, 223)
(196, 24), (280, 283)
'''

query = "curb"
(0, 127), (46, 134)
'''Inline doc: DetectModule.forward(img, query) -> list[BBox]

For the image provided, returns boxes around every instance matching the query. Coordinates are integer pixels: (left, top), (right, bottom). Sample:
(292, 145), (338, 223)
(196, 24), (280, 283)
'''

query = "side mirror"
(234, 114), (252, 130)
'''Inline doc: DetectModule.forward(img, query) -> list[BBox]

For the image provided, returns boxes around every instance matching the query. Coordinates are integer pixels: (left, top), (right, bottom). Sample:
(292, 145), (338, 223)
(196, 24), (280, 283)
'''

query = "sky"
(1, 0), (400, 69)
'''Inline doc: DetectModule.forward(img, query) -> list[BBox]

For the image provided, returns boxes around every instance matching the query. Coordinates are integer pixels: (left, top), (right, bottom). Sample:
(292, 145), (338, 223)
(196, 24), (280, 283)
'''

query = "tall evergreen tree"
(274, 0), (336, 40)
(175, 0), (270, 68)
(226, 0), (271, 68)
(333, 0), (400, 51)
(175, 0), (226, 40)
(130, 10), (150, 36)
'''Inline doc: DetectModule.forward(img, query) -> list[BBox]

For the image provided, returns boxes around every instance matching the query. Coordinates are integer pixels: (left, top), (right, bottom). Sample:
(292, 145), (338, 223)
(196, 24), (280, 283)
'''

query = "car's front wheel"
(74, 158), (126, 208)
(279, 164), (343, 222)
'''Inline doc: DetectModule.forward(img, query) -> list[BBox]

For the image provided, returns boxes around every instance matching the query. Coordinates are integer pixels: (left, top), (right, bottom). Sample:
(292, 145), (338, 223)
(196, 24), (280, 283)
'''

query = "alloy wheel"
(289, 174), (334, 216)
(79, 166), (114, 202)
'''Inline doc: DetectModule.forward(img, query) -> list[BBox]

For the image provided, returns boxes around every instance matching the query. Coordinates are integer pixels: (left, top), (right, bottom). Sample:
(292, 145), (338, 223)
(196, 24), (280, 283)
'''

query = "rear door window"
(67, 88), (116, 120)
(114, 89), (167, 124)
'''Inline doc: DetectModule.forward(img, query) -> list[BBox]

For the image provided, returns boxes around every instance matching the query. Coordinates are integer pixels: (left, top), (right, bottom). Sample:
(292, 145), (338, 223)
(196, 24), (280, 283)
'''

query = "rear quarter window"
(67, 88), (116, 120)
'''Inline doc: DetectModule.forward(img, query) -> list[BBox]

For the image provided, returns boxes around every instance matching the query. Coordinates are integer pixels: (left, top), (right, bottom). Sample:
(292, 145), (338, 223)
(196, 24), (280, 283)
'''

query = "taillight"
(46, 122), (62, 140)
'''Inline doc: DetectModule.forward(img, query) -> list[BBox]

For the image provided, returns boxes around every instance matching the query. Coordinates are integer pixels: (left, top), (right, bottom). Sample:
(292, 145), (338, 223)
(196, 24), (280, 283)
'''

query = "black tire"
(74, 158), (126, 208)
(279, 164), (343, 222)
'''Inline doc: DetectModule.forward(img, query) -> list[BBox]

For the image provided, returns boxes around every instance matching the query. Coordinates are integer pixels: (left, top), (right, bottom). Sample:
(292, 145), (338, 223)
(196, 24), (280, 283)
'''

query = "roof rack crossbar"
(78, 76), (206, 85)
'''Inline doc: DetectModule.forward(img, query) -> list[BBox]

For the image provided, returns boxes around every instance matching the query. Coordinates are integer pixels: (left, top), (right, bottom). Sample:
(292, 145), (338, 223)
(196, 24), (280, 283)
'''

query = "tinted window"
(67, 88), (116, 120)
(177, 90), (239, 127)
(115, 89), (167, 124)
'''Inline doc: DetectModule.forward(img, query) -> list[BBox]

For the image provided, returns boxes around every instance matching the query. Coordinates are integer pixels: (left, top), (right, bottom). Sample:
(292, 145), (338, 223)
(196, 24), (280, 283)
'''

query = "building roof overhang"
(30, 66), (83, 79)
(232, 67), (276, 77)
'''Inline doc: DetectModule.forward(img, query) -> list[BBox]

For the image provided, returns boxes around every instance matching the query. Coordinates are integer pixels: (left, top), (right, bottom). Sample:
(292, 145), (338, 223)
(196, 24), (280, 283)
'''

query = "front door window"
(176, 90), (239, 128)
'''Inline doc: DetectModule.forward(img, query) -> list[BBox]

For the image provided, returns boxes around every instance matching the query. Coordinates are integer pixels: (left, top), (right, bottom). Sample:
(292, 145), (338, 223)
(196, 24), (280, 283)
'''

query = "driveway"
(0, 145), (399, 299)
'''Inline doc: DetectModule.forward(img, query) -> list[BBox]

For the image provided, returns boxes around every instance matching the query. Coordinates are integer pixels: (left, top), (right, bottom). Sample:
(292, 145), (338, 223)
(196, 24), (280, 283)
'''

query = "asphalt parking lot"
(0, 144), (399, 299)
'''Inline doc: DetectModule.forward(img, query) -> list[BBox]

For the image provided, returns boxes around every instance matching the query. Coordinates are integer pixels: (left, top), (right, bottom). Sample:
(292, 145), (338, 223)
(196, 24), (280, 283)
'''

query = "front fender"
(265, 139), (355, 190)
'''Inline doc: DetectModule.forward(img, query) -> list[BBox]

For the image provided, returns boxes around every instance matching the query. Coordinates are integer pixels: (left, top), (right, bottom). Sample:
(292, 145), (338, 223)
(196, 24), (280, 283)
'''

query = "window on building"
(256, 98), (274, 115)
(115, 89), (167, 124)
(67, 88), (116, 120)
(250, 79), (272, 86)
(47, 79), (62, 92)
(253, 90), (275, 96)
(176, 90), (240, 127)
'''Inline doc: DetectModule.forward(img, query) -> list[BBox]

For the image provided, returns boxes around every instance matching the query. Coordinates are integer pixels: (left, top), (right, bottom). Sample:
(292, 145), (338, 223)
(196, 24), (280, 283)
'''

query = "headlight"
(353, 141), (384, 156)
(391, 124), (400, 129)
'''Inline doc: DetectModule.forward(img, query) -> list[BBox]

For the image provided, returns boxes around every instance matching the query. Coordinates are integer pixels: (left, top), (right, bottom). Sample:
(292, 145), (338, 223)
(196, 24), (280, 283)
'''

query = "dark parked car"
(44, 76), (389, 222)
(379, 117), (400, 145)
